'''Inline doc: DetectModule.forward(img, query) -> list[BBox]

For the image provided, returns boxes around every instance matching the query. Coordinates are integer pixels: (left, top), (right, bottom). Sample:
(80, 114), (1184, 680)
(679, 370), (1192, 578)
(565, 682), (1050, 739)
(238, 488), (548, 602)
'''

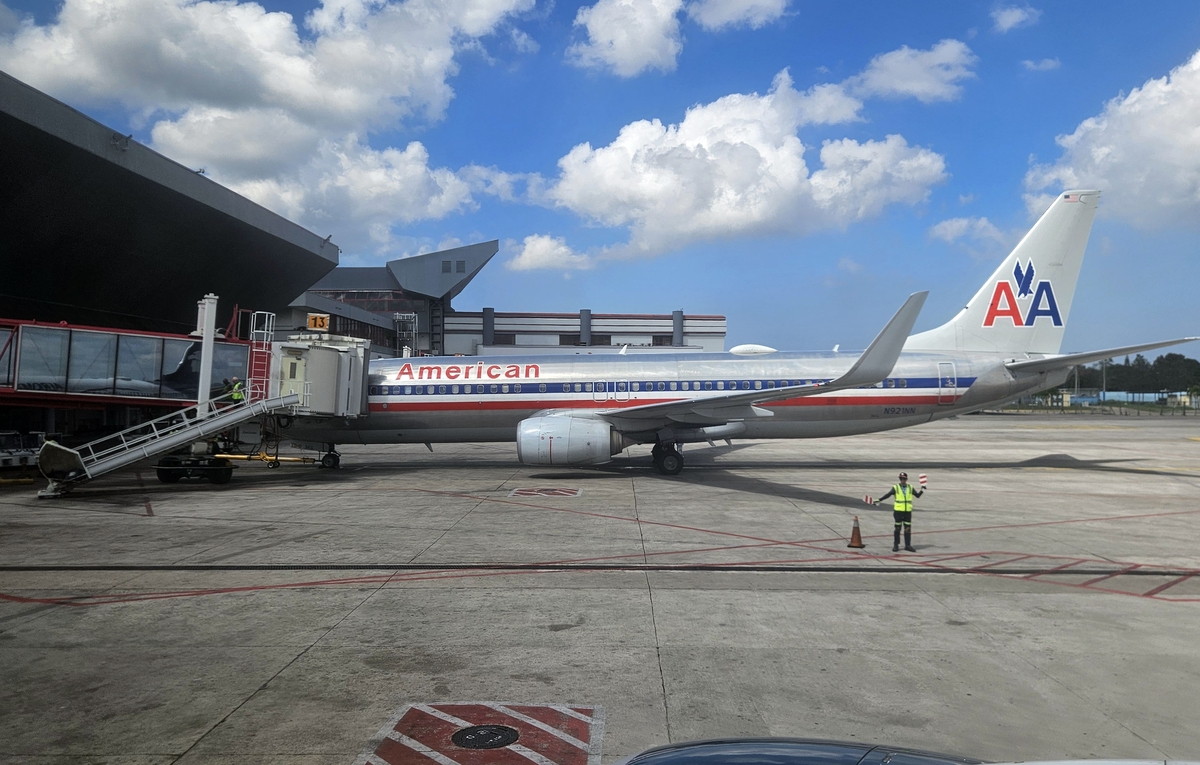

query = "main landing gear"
(651, 442), (684, 475)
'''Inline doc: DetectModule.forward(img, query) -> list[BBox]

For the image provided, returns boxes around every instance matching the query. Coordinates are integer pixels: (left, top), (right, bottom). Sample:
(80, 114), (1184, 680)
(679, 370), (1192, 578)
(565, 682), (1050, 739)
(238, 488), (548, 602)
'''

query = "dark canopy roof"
(0, 71), (339, 332)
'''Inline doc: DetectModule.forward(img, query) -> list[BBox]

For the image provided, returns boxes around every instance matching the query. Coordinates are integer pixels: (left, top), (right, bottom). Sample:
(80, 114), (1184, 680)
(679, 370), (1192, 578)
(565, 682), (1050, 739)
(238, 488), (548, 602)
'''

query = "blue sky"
(2, 0), (1199, 354)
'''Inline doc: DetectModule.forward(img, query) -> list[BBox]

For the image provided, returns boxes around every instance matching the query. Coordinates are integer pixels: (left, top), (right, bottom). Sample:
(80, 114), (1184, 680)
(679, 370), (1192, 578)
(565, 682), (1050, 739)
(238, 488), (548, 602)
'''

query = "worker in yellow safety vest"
(875, 472), (924, 552)
(230, 377), (244, 403)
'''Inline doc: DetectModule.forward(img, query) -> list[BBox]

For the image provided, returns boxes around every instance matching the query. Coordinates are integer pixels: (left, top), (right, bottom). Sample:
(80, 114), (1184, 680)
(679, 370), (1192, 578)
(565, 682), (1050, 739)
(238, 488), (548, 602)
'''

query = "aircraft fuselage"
(286, 349), (1064, 446)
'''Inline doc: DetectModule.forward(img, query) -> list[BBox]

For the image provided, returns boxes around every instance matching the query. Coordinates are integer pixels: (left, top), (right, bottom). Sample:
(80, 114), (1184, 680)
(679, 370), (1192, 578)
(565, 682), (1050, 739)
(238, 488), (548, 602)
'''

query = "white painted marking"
(510, 743), (561, 765)
(551, 705), (592, 723)
(414, 704), (474, 728)
(387, 731), (464, 765)
(489, 704), (588, 750)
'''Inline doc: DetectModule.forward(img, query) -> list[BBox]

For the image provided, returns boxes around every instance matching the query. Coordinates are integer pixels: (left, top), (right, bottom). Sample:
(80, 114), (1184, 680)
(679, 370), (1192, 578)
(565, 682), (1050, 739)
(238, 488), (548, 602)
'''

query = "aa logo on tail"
(983, 260), (1062, 327)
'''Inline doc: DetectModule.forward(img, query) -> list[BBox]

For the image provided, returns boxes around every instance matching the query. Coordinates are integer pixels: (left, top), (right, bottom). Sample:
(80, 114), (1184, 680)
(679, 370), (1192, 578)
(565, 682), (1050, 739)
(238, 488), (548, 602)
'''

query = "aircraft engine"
(515, 416), (629, 466)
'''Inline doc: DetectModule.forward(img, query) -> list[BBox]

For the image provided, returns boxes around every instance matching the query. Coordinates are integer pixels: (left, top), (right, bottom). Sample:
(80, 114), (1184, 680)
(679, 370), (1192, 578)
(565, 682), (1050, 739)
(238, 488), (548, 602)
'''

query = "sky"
(2, 0), (1199, 354)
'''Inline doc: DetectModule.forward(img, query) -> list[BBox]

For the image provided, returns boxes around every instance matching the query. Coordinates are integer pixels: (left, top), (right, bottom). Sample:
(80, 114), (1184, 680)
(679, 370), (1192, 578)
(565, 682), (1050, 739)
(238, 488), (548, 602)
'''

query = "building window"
(590, 334), (612, 346)
(456, 260), (466, 273)
(652, 335), (674, 346)
(442, 260), (452, 273)
(559, 334), (582, 345)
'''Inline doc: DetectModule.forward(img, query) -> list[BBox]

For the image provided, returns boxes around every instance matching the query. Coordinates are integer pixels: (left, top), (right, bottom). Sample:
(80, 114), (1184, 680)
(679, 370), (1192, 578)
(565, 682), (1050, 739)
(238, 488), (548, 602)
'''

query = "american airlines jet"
(287, 191), (1194, 474)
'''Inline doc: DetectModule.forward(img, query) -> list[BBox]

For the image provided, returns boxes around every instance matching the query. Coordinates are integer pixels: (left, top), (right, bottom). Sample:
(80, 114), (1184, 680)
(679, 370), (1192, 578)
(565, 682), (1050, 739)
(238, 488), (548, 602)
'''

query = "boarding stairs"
(36, 391), (301, 497)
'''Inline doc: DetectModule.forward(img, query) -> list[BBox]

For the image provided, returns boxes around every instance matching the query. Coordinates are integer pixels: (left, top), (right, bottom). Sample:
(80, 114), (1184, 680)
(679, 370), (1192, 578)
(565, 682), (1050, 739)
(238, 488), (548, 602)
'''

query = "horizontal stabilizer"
(1006, 337), (1199, 375)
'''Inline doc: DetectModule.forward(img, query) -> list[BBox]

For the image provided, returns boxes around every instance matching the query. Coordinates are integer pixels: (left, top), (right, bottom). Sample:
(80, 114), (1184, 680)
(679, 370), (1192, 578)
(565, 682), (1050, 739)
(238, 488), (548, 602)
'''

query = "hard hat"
(899, 471), (908, 479)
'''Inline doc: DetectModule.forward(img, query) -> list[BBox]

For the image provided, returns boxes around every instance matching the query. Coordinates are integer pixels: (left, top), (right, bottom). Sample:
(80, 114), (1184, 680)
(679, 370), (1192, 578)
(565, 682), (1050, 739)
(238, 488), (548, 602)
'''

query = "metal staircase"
(37, 391), (301, 497)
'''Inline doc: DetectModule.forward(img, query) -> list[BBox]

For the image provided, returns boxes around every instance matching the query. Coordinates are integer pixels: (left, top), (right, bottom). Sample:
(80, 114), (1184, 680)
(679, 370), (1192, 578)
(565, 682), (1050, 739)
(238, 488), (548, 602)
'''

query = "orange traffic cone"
(847, 516), (866, 548)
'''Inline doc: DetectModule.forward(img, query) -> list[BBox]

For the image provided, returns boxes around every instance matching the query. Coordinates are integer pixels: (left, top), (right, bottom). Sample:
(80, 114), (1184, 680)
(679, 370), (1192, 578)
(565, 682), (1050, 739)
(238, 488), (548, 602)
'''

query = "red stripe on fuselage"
(367, 394), (950, 413)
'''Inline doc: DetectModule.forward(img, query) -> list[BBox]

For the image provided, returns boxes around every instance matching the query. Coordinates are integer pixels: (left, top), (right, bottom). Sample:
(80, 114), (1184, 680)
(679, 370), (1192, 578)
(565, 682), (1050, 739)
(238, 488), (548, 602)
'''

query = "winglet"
(834, 292), (928, 387)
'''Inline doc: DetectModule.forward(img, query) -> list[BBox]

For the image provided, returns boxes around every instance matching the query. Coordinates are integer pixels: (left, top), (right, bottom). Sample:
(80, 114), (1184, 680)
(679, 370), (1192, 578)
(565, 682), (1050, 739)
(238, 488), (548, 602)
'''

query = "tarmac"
(2, 413), (1199, 764)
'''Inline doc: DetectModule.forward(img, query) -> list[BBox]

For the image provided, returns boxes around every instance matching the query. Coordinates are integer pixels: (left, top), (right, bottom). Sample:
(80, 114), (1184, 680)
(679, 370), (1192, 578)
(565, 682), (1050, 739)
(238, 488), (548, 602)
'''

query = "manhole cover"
(451, 725), (520, 749)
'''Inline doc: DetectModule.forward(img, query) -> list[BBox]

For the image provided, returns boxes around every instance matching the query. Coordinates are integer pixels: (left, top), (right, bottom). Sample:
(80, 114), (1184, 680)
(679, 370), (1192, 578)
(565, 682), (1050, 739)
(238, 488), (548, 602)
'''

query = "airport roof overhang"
(308, 240), (498, 303)
(0, 71), (339, 332)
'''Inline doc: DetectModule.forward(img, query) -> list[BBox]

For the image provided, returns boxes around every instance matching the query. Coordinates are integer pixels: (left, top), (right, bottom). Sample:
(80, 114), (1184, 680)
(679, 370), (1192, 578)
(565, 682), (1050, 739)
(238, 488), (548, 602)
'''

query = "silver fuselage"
(285, 349), (1064, 447)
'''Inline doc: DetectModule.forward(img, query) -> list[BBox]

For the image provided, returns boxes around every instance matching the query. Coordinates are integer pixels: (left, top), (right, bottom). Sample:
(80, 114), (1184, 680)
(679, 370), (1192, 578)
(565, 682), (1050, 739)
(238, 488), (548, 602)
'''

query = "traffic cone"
(847, 516), (866, 548)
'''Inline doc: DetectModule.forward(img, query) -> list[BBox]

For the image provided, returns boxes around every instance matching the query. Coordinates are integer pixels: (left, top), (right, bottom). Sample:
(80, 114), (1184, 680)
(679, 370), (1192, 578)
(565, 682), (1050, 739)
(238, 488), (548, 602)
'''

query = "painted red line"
(1080, 565), (1142, 587)
(970, 554), (1036, 571)
(1142, 572), (1199, 597)
(1022, 559), (1085, 579)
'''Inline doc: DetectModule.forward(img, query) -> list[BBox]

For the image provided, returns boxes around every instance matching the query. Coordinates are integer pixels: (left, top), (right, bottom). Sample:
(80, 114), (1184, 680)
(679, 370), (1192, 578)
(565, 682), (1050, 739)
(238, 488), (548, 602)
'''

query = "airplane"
(284, 190), (1195, 475)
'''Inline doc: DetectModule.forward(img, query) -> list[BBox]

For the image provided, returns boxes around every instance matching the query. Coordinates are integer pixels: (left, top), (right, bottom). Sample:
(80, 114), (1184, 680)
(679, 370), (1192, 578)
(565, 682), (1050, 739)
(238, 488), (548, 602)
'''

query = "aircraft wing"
(1005, 337), (1199, 375)
(600, 291), (928, 430)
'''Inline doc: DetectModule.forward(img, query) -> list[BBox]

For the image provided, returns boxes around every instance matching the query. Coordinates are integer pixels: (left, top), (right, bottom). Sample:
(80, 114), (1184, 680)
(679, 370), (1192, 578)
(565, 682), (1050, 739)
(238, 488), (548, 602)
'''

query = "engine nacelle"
(516, 416), (626, 466)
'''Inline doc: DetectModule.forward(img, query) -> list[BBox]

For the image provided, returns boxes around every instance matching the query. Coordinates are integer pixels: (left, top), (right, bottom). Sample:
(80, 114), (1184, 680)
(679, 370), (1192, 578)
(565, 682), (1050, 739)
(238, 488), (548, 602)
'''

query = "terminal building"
(0, 71), (725, 446)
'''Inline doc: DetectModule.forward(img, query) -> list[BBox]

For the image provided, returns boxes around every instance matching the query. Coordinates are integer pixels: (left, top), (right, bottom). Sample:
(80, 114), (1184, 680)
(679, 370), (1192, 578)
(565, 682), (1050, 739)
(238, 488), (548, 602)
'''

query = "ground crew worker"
(230, 376), (244, 403)
(875, 472), (923, 552)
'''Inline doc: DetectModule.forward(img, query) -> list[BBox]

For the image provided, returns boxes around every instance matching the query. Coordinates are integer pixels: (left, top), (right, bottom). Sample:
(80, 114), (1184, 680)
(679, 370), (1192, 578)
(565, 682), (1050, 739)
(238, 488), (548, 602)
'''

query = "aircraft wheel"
(210, 467), (233, 485)
(321, 452), (340, 469)
(657, 449), (684, 475)
(156, 468), (182, 484)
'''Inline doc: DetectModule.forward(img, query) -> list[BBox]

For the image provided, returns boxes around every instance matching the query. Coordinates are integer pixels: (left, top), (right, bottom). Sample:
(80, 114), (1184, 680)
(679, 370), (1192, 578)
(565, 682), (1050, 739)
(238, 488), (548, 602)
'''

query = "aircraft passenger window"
(514, 383), (522, 393)
(574, 383), (583, 392)
(585, 383), (593, 392)
(617, 382), (626, 391)
(755, 381), (762, 390)
(438, 385), (447, 394)
(502, 384), (510, 393)
(490, 384), (499, 393)
(886, 379), (895, 388)
(669, 382), (677, 391)
(463, 384), (472, 394)
(681, 382), (689, 390)
(766, 380), (774, 389)
(717, 381), (725, 390)
(899, 379), (907, 388)
(632, 382), (640, 391)
(539, 383), (546, 393)
(429, 385), (437, 394)
(704, 381), (712, 390)
(404, 386), (412, 394)
(451, 385), (459, 394)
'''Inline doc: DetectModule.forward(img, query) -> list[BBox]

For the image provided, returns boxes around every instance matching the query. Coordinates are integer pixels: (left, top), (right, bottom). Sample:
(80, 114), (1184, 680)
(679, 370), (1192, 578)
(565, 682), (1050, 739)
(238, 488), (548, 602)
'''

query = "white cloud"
(928, 216), (1005, 244)
(506, 234), (594, 271)
(1024, 48), (1200, 227)
(686, 0), (789, 31)
(837, 257), (862, 274)
(567, 0), (683, 77)
(531, 70), (945, 266)
(847, 39), (978, 103)
(1022, 57), (1060, 71)
(991, 5), (1041, 33)
(567, 0), (791, 77)
(0, 0), (534, 253)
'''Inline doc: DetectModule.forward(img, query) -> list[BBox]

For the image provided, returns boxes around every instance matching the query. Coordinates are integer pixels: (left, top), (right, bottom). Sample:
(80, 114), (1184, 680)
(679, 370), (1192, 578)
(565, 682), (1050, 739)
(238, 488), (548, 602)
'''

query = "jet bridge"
(35, 299), (372, 496)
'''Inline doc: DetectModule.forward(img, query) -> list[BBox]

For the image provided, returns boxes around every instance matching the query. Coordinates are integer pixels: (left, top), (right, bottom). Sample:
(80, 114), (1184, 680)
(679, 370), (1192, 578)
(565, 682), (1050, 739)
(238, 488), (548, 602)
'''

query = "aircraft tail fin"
(905, 190), (1100, 355)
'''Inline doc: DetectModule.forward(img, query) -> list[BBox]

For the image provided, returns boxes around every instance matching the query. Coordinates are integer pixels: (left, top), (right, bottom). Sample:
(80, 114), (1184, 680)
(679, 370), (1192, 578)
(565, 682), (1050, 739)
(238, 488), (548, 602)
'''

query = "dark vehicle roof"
(617, 738), (984, 765)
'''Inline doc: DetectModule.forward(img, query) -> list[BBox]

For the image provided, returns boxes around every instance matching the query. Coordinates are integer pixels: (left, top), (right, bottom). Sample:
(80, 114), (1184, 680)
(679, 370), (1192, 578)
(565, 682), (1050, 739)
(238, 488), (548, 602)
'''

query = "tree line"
(1066, 353), (1200, 393)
